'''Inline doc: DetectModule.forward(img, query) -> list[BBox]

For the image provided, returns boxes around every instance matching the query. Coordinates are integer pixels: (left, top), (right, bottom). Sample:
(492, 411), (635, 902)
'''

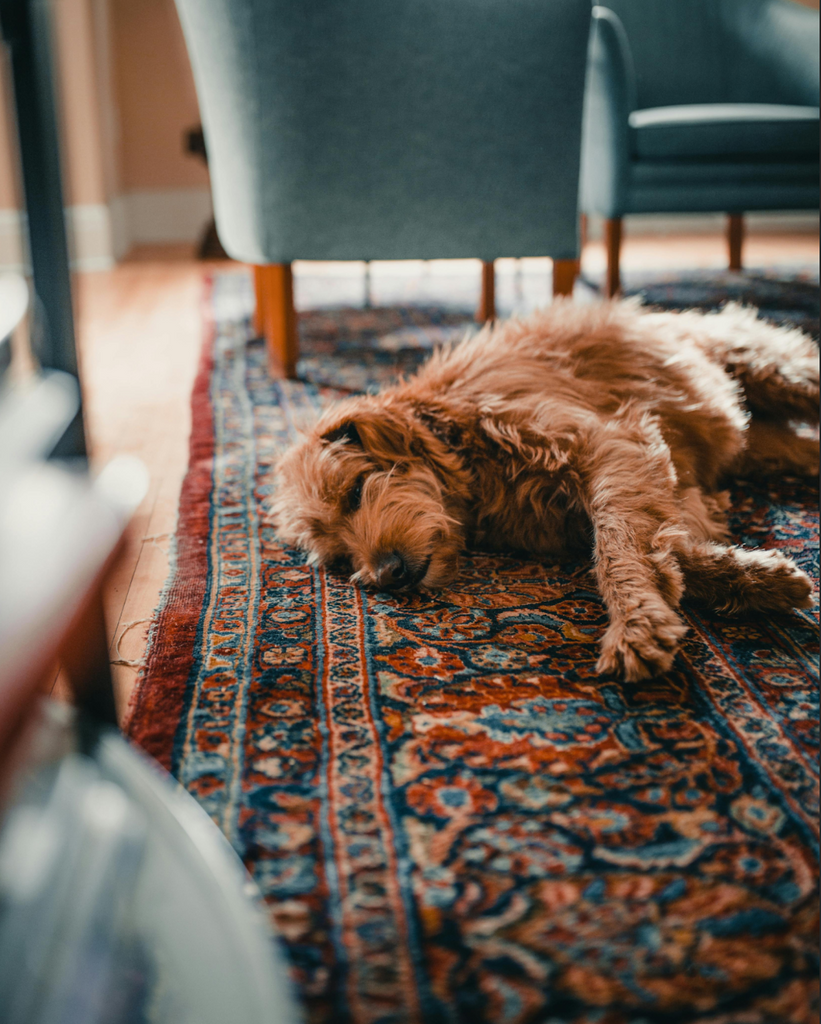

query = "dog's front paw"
(596, 601), (687, 682)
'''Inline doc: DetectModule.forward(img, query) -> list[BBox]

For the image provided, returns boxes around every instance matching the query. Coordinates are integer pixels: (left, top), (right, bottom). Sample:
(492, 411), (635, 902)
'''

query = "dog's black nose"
(375, 552), (408, 590)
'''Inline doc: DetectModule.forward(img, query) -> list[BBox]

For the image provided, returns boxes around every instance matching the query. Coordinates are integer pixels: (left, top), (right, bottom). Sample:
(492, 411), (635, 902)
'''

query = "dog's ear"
(321, 421), (362, 447)
(317, 399), (421, 464)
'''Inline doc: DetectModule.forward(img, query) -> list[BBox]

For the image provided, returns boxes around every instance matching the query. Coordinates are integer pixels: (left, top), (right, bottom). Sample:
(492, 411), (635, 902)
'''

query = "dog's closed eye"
(345, 476), (365, 514)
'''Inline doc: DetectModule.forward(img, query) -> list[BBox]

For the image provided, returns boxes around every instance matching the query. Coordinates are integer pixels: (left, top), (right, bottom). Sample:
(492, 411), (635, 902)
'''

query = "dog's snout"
(375, 551), (407, 590)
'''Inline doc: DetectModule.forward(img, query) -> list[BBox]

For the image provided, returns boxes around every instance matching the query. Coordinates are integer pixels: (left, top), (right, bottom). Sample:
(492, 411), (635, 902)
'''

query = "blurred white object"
(0, 753), (147, 1024)
(0, 371), (79, 470)
(95, 454), (151, 515)
(0, 457), (147, 696)
(0, 703), (301, 1024)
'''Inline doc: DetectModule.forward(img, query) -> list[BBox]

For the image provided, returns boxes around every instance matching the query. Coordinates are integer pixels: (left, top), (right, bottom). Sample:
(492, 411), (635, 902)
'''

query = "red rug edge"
(122, 274), (217, 770)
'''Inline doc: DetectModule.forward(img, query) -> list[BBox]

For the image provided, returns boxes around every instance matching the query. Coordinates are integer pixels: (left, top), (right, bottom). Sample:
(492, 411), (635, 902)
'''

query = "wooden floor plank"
(74, 257), (229, 718)
(103, 480), (162, 646)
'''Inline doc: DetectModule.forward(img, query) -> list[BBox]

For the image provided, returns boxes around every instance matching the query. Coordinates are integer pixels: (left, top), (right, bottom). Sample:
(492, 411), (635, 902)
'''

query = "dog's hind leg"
(677, 539), (813, 615)
(694, 304), (819, 424)
(732, 419), (819, 479)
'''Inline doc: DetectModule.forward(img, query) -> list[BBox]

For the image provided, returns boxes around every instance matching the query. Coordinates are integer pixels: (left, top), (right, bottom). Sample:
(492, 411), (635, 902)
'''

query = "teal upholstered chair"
(173, 0), (593, 376)
(580, 1), (820, 296)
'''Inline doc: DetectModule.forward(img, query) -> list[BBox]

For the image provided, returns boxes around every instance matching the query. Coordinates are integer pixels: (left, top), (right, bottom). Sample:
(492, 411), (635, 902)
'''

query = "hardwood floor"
(73, 232), (818, 723)
(74, 254), (244, 718)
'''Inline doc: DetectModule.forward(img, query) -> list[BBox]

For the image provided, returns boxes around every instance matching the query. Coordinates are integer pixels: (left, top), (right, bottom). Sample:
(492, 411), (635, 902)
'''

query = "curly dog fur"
(273, 299), (818, 681)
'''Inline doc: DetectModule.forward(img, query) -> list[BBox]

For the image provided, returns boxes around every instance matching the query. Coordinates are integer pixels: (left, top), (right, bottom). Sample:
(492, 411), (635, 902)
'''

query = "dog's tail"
(693, 303), (819, 424)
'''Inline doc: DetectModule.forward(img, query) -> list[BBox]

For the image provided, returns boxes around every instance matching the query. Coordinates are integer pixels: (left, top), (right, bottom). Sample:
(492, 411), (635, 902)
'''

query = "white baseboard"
(0, 209), (27, 272)
(108, 195), (131, 262)
(0, 187), (213, 272)
(66, 204), (117, 271)
(0, 198), (813, 272)
(0, 204), (118, 273)
(118, 187), (213, 248)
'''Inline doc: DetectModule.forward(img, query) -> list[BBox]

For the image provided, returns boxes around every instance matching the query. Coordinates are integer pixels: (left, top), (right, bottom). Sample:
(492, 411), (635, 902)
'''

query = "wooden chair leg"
(477, 260), (495, 322)
(579, 213), (588, 251)
(728, 213), (744, 272)
(255, 262), (298, 378)
(552, 258), (579, 298)
(604, 217), (622, 298)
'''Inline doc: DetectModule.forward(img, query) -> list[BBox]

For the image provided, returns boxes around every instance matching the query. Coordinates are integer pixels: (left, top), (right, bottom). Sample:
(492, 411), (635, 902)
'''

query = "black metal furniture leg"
(0, 0), (86, 458)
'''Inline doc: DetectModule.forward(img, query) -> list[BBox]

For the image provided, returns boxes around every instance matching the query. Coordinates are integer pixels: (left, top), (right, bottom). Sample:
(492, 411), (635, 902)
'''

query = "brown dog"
(273, 299), (818, 681)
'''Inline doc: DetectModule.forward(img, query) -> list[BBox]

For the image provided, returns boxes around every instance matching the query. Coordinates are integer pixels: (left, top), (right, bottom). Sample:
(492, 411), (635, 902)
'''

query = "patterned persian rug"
(127, 270), (819, 1024)
(620, 270), (820, 340)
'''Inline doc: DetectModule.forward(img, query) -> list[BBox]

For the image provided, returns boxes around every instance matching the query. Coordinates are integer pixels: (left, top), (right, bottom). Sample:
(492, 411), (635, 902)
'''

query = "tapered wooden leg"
(255, 262), (298, 378)
(579, 213), (588, 251)
(477, 260), (495, 322)
(552, 258), (579, 298)
(728, 213), (744, 272)
(604, 217), (622, 298)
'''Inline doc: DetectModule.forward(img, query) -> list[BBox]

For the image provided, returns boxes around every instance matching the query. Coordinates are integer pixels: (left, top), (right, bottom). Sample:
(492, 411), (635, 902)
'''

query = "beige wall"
(110, 0), (207, 191)
(0, 59), (21, 210)
(54, 0), (109, 206)
(0, 0), (206, 200)
(0, 0), (113, 209)
(0, 0), (210, 266)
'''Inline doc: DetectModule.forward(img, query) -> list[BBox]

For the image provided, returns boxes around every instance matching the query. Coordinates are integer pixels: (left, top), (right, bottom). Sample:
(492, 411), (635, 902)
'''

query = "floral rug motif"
(127, 271), (819, 1024)
(296, 304), (473, 392)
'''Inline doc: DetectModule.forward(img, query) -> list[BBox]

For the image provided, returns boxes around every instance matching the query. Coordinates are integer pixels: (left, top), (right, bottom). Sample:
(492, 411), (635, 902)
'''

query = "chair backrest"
(603, 0), (819, 110)
(174, 0), (592, 264)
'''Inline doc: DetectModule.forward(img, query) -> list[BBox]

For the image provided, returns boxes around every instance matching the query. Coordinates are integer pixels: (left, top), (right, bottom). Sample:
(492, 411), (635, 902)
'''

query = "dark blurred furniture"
(0, 0), (86, 457)
(173, 0), (593, 376)
(0, 0), (134, 741)
(0, 428), (144, 744)
(0, 271), (146, 751)
(580, 0), (820, 296)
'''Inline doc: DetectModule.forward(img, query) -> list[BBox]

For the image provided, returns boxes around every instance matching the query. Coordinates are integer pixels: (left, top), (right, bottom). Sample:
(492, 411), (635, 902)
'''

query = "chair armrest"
(579, 6), (636, 218)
